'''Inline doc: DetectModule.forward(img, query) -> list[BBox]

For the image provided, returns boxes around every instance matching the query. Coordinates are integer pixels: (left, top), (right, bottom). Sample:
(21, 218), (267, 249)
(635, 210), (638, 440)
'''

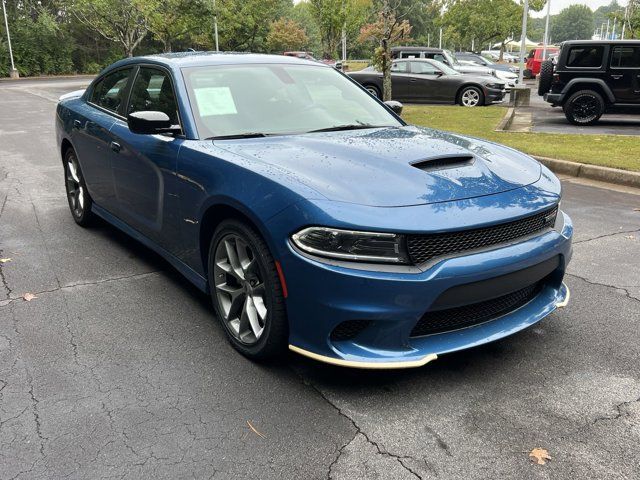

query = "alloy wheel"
(213, 234), (268, 345)
(571, 95), (599, 123)
(461, 88), (481, 107)
(65, 154), (85, 218)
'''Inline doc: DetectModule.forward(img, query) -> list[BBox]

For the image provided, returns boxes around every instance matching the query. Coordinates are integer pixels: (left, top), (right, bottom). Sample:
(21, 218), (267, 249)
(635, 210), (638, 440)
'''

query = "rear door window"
(410, 62), (439, 75)
(566, 46), (605, 68)
(611, 46), (640, 69)
(391, 61), (409, 73)
(90, 68), (133, 115)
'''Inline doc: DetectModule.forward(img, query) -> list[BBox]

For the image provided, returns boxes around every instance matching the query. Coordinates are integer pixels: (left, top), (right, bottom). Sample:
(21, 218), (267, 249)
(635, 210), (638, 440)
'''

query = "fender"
(560, 78), (616, 103)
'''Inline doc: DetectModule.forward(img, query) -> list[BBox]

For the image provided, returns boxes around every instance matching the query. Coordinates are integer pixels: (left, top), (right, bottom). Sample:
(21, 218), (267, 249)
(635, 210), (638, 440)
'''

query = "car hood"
(454, 65), (494, 75)
(216, 126), (541, 207)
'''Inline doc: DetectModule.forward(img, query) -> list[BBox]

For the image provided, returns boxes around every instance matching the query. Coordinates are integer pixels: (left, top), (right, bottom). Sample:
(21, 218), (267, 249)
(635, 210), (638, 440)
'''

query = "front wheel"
(208, 219), (288, 360)
(563, 90), (604, 126)
(458, 86), (484, 107)
(364, 84), (381, 99)
(64, 148), (94, 226)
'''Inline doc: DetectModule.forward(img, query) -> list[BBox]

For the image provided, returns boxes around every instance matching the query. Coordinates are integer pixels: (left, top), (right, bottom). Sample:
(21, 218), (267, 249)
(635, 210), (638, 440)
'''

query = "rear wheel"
(458, 86), (484, 107)
(563, 90), (604, 126)
(364, 84), (381, 98)
(64, 148), (94, 226)
(208, 219), (288, 360)
(537, 60), (554, 96)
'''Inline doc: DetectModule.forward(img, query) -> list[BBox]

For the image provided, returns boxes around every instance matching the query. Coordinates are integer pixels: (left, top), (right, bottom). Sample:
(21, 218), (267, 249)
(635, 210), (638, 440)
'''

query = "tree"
(358, 0), (412, 101)
(308, 0), (371, 59)
(551, 4), (594, 43)
(72, 0), (149, 57)
(266, 18), (308, 52)
(214, 0), (290, 52)
(135, 0), (208, 53)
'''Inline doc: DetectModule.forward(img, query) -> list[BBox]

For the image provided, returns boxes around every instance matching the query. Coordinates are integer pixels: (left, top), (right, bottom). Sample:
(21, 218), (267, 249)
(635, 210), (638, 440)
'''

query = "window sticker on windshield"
(193, 87), (237, 116)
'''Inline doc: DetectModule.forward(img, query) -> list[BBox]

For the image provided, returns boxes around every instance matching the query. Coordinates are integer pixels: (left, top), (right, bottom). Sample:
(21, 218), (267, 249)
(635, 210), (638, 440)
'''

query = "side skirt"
(91, 204), (208, 293)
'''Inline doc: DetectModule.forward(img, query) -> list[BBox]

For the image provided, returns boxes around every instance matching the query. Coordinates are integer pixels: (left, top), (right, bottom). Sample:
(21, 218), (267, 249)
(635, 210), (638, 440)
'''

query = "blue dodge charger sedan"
(56, 52), (572, 368)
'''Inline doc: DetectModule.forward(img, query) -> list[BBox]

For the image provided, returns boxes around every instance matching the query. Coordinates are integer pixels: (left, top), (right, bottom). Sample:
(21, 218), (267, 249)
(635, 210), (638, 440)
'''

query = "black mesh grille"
(407, 207), (558, 265)
(330, 320), (372, 341)
(410, 282), (541, 337)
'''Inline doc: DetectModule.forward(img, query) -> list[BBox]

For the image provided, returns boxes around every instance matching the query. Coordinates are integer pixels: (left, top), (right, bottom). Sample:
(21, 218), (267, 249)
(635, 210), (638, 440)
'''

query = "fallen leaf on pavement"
(529, 447), (551, 465)
(23, 293), (37, 302)
(246, 420), (265, 438)
(0, 258), (11, 263)
(625, 235), (636, 239)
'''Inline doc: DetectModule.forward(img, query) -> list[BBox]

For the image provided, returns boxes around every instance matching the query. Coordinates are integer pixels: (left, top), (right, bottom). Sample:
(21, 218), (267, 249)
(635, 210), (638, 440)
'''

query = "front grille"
(407, 207), (558, 265)
(330, 320), (372, 341)
(410, 282), (541, 337)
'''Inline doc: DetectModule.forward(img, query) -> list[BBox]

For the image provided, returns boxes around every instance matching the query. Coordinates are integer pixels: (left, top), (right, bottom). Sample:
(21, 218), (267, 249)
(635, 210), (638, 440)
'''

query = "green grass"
(402, 105), (640, 172)
(344, 61), (369, 72)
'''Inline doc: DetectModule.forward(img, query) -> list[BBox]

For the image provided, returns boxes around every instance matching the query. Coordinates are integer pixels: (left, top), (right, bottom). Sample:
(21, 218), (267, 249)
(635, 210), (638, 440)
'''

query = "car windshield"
(443, 50), (459, 66)
(430, 59), (459, 75)
(182, 64), (402, 139)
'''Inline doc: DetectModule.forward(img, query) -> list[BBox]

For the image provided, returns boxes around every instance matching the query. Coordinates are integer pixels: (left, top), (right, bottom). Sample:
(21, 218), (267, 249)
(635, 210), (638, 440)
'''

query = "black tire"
(458, 86), (485, 107)
(208, 219), (288, 361)
(537, 60), (554, 96)
(364, 84), (381, 99)
(63, 147), (94, 227)
(562, 90), (605, 126)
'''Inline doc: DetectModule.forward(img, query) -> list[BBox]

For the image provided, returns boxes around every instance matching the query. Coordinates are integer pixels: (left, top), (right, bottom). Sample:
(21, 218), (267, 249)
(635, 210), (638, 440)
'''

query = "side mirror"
(127, 111), (181, 135)
(384, 100), (403, 116)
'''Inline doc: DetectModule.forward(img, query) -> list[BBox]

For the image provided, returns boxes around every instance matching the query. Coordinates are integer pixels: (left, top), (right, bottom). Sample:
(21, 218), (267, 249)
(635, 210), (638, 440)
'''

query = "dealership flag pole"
(2, 0), (18, 78)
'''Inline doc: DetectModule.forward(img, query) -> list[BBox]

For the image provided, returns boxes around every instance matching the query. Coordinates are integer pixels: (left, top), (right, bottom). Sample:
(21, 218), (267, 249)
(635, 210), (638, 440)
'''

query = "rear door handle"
(110, 141), (121, 153)
(610, 74), (623, 79)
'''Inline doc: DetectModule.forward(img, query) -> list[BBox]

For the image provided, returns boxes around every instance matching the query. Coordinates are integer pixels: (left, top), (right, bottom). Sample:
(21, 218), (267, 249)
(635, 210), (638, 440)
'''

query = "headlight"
(291, 227), (410, 264)
(487, 83), (504, 89)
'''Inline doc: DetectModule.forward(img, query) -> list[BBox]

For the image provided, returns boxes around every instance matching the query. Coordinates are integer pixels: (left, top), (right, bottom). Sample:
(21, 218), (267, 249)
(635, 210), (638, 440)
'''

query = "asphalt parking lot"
(521, 80), (640, 136)
(1, 78), (639, 480)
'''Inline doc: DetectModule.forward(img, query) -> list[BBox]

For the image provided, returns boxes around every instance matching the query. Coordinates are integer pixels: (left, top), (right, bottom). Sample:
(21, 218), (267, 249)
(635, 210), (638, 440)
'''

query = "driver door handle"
(610, 74), (623, 80)
(110, 141), (121, 153)
(73, 119), (82, 129)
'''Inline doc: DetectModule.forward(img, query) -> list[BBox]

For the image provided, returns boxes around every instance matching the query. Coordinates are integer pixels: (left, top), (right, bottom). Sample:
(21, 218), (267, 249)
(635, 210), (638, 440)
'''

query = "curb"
(534, 156), (640, 189)
(495, 107), (515, 132)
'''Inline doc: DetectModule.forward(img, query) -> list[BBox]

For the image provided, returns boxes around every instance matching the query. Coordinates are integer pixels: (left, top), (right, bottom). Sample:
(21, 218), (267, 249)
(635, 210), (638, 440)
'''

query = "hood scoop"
(411, 154), (475, 172)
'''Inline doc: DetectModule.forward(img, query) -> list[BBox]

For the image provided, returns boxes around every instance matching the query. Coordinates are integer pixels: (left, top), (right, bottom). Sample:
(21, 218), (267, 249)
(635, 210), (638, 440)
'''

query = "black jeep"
(538, 40), (640, 125)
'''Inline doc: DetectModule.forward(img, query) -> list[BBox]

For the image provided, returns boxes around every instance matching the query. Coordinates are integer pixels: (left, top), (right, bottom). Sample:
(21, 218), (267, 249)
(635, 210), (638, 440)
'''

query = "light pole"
(212, 0), (219, 52)
(2, 0), (18, 78)
(518, 0), (529, 86)
(542, 0), (551, 60)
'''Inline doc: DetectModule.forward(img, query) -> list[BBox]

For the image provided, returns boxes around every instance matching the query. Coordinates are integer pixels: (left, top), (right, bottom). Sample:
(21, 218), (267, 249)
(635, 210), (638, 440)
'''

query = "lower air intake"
(330, 320), (372, 341)
(410, 282), (542, 337)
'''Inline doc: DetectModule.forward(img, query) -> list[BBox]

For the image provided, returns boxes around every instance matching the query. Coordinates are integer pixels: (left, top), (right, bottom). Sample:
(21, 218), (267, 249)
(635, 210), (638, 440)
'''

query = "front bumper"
(278, 212), (573, 369)
(486, 86), (507, 103)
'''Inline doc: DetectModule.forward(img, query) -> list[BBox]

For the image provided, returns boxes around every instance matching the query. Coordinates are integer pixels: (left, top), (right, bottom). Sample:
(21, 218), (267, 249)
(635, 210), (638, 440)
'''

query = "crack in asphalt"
(590, 396), (640, 427)
(0, 249), (12, 299)
(293, 372), (424, 480)
(27, 377), (47, 457)
(573, 227), (640, 245)
(0, 271), (160, 307)
(566, 272), (640, 303)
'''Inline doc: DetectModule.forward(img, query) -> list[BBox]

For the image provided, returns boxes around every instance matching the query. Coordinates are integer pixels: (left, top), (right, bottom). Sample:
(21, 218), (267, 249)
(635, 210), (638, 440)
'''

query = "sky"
(530, 0), (627, 17)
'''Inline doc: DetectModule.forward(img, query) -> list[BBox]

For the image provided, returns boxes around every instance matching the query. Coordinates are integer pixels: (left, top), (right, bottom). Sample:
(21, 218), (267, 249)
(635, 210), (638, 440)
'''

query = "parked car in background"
(456, 52), (519, 88)
(481, 50), (518, 63)
(56, 52), (571, 368)
(283, 51), (342, 70)
(524, 46), (559, 78)
(349, 58), (506, 106)
(538, 40), (640, 125)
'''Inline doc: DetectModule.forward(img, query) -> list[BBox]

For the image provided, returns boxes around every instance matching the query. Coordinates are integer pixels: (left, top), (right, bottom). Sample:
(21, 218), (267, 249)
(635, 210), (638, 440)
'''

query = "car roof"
(561, 40), (640, 46)
(106, 51), (324, 71)
(391, 46), (442, 52)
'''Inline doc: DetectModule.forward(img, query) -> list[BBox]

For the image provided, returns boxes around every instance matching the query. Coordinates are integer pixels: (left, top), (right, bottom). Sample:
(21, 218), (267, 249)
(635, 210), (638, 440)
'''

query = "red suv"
(524, 46), (559, 78)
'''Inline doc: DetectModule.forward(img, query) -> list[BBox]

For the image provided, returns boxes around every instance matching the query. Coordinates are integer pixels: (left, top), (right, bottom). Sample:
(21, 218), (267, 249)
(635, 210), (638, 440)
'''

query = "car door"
(389, 60), (412, 101)
(108, 65), (184, 249)
(609, 45), (640, 104)
(407, 61), (445, 103)
(74, 68), (133, 208)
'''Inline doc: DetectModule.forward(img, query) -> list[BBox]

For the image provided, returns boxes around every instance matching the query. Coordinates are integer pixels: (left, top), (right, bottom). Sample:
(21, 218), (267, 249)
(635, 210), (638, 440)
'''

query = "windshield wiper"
(307, 124), (390, 133)
(205, 132), (268, 140)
